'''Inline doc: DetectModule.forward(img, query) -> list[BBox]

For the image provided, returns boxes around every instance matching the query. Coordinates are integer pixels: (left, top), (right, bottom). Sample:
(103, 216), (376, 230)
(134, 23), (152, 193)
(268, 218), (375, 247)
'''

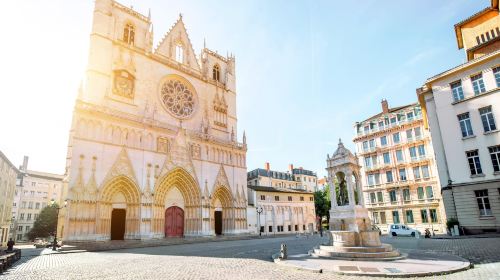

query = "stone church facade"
(60, 0), (249, 241)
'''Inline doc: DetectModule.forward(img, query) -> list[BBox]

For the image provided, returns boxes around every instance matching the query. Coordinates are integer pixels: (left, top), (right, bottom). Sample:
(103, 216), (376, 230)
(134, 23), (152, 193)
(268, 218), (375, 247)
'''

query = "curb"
(272, 251), (472, 278)
(272, 253), (323, 274)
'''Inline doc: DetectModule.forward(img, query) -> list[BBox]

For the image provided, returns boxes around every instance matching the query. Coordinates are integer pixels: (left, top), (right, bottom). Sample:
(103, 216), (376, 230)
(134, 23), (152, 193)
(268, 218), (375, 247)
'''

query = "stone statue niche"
(335, 172), (349, 207)
(313, 139), (401, 260)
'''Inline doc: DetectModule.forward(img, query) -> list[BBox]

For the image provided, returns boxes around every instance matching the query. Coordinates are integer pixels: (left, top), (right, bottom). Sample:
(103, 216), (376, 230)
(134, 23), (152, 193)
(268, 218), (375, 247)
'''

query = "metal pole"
(52, 207), (60, 251)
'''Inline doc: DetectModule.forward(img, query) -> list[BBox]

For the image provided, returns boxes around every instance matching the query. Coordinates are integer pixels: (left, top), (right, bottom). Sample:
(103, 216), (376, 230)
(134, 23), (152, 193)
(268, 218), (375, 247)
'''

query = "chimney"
(265, 162), (270, 171)
(381, 99), (389, 114)
(21, 156), (29, 173)
(288, 164), (294, 172)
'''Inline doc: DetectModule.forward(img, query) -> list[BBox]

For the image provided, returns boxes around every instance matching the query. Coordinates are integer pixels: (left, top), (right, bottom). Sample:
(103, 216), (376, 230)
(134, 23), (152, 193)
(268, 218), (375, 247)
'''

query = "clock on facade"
(160, 77), (196, 119)
(113, 70), (135, 99)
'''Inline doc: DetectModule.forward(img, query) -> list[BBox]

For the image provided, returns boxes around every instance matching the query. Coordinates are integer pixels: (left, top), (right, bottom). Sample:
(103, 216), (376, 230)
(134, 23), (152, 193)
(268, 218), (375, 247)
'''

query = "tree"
(314, 185), (331, 229)
(27, 204), (59, 241)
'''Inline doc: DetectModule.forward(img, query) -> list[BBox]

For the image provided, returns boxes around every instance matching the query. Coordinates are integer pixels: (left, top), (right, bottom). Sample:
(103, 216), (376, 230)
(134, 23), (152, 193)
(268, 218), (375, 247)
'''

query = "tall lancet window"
(175, 44), (184, 63)
(123, 23), (135, 45)
(213, 64), (220, 82)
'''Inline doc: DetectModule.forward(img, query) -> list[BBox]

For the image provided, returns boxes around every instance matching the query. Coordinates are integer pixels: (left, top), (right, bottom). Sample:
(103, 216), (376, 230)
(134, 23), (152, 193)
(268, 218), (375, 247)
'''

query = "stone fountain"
(310, 139), (403, 260)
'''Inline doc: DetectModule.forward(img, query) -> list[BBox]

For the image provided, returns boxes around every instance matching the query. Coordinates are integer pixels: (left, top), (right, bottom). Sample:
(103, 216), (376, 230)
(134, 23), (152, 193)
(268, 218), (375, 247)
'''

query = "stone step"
(313, 248), (401, 259)
(318, 244), (393, 253)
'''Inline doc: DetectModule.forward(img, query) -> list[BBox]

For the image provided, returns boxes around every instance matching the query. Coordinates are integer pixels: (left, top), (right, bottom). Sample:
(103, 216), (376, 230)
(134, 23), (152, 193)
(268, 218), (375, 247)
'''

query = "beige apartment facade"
(418, 0), (500, 234)
(0, 151), (18, 247)
(353, 100), (446, 235)
(61, 0), (249, 241)
(247, 185), (316, 235)
(247, 163), (318, 192)
(10, 158), (64, 242)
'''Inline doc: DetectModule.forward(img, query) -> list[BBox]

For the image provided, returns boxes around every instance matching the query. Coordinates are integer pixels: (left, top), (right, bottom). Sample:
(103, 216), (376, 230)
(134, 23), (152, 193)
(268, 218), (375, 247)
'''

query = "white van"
(388, 224), (420, 237)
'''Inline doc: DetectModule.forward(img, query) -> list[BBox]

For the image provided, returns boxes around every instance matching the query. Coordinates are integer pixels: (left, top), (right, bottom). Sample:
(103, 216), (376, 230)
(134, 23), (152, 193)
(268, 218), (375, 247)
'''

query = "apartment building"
(247, 185), (316, 235)
(417, 0), (500, 233)
(0, 151), (18, 247)
(353, 100), (446, 234)
(10, 157), (64, 242)
(247, 163), (318, 192)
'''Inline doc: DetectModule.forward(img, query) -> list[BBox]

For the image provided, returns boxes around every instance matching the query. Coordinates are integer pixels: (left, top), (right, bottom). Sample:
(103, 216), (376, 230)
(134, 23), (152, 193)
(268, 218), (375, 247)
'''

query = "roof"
(247, 185), (314, 195)
(291, 168), (316, 176)
(0, 150), (19, 173)
(358, 103), (417, 124)
(466, 35), (500, 60)
(25, 170), (64, 181)
(247, 168), (295, 181)
(454, 1), (499, 49)
(317, 177), (327, 185)
(426, 49), (500, 83)
(331, 139), (354, 159)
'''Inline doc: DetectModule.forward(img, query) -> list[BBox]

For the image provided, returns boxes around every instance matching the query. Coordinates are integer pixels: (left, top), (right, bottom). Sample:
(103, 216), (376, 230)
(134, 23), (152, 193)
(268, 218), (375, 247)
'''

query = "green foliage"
(446, 218), (459, 229)
(27, 204), (59, 241)
(314, 185), (331, 227)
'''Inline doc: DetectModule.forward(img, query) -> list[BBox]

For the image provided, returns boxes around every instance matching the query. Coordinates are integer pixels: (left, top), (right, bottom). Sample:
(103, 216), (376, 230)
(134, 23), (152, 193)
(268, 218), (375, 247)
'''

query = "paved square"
(1, 236), (500, 280)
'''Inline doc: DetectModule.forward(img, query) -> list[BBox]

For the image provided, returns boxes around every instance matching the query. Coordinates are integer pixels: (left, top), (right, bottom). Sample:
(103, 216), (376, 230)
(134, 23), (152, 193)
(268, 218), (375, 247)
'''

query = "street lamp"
(50, 198), (67, 251)
(256, 206), (263, 237)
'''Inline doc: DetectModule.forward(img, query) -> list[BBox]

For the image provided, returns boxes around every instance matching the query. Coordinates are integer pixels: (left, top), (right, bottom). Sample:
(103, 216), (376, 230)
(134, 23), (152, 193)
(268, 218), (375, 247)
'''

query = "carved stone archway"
(153, 167), (201, 237)
(210, 185), (235, 235)
(97, 175), (141, 240)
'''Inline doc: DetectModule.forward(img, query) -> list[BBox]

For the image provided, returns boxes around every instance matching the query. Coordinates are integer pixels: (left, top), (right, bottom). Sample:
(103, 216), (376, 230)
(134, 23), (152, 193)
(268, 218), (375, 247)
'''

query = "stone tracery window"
(175, 44), (184, 63)
(212, 64), (220, 82)
(123, 23), (135, 45)
(160, 78), (196, 119)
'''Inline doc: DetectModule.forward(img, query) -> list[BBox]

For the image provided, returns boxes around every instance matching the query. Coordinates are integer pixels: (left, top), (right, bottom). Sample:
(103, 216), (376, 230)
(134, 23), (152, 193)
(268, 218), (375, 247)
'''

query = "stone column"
(357, 181), (365, 206)
(329, 176), (338, 208)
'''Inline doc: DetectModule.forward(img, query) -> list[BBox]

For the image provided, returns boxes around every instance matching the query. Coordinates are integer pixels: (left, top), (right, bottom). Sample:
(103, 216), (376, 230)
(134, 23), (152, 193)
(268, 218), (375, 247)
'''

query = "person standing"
(7, 238), (15, 252)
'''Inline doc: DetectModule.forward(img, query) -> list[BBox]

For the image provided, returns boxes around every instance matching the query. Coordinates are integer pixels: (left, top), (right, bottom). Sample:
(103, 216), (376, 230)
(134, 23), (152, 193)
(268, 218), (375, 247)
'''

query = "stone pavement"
(275, 250), (470, 276)
(1, 235), (499, 280)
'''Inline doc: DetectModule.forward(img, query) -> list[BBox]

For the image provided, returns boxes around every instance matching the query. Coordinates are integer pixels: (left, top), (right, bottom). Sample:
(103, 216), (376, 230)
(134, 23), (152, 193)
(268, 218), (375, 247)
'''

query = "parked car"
(388, 224), (420, 237)
(33, 238), (48, 248)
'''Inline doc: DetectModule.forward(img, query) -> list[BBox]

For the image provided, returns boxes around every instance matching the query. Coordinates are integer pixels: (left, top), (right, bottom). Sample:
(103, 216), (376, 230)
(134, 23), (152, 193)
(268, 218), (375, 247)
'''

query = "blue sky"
(0, 0), (486, 177)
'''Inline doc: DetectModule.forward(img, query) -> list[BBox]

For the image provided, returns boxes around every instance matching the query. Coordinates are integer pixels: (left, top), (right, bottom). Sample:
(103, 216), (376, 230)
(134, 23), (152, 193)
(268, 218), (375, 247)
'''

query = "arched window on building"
(175, 44), (184, 63)
(123, 23), (135, 45)
(212, 64), (220, 82)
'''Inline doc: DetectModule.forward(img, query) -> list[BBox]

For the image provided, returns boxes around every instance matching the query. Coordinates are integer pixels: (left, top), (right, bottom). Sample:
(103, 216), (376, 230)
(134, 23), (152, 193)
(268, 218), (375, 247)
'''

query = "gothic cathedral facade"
(60, 0), (249, 241)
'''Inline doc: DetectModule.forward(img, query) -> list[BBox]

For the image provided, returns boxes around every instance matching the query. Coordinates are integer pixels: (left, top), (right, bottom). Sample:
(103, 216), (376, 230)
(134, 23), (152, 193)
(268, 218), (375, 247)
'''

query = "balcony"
(359, 146), (377, 155)
(407, 135), (424, 144)
(365, 164), (383, 172)
(410, 155), (430, 164)
(366, 197), (438, 209)
(356, 115), (423, 137)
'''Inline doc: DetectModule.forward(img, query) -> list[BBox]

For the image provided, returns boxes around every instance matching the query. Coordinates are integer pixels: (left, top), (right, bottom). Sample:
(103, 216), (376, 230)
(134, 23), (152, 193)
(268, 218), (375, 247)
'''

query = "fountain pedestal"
(311, 139), (403, 260)
(311, 204), (402, 260)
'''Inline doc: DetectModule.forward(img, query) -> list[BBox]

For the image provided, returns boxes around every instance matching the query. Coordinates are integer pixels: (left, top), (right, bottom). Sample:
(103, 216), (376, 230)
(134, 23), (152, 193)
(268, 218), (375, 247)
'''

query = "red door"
(165, 206), (184, 237)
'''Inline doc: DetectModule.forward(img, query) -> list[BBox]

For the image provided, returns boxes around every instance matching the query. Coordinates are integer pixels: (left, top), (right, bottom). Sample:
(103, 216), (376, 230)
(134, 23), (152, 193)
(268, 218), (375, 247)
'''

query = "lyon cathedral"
(60, 0), (249, 241)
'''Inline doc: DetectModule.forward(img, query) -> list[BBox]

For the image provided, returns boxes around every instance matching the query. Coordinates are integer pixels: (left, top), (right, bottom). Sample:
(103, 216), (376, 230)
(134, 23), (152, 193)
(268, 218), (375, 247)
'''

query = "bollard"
(279, 243), (287, 260)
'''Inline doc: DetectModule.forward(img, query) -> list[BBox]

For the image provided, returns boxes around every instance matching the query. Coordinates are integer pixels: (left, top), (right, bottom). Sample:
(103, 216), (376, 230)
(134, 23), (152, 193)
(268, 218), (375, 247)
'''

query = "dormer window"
(212, 64), (220, 82)
(175, 44), (184, 63)
(123, 23), (135, 45)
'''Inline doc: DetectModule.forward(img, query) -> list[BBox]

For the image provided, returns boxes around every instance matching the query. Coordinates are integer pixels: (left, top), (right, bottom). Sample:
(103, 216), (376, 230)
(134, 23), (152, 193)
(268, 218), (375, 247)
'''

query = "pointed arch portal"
(211, 185), (235, 235)
(98, 175), (141, 240)
(154, 168), (202, 237)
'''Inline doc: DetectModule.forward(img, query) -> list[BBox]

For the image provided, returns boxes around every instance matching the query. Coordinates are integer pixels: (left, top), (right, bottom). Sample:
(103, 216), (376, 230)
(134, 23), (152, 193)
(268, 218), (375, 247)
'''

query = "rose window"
(160, 79), (196, 119)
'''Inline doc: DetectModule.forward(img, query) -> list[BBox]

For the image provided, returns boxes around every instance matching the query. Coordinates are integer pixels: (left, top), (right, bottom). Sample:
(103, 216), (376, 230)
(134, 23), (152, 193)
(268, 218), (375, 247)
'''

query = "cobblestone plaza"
(1, 236), (500, 280)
